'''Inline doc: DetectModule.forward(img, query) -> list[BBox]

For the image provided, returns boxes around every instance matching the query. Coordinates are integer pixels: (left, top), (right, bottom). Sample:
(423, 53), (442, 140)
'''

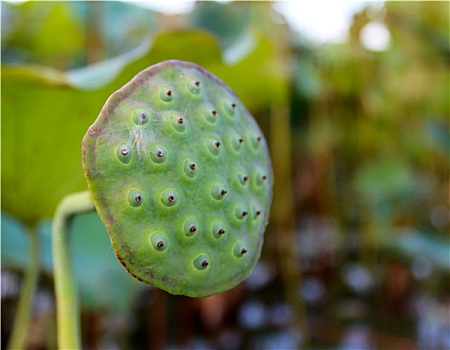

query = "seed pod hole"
(250, 133), (262, 150)
(224, 101), (237, 117)
(188, 80), (201, 94)
(234, 204), (248, 220)
(207, 138), (222, 156)
(203, 107), (218, 124)
(150, 233), (168, 252)
(150, 145), (168, 164)
(128, 189), (144, 207)
(233, 242), (248, 258)
(183, 159), (198, 178)
(211, 182), (228, 201)
(170, 114), (187, 132)
(131, 109), (151, 125)
(161, 189), (178, 207)
(229, 134), (243, 152)
(160, 88), (174, 102)
(117, 143), (132, 164)
(237, 172), (249, 186)
(212, 221), (226, 239)
(256, 172), (268, 186)
(194, 255), (210, 270)
(184, 218), (199, 237)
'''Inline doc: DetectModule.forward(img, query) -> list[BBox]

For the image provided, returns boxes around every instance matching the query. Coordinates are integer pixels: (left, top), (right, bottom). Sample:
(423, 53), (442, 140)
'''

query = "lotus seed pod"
(82, 60), (273, 297)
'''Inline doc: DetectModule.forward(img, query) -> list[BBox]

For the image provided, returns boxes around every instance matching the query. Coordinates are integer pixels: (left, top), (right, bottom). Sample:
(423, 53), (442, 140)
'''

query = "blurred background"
(1, 1), (449, 349)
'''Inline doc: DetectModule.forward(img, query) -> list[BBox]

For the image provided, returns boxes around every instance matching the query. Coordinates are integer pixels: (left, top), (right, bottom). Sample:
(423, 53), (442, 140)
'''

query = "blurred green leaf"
(3, 1), (85, 68)
(187, 1), (251, 48)
(71, 212), (146, 312)
(1, 212), (29, 269)
(355, 158), (417, 207)
(2, 210), (146, 313)
(386, 228), (450, 270)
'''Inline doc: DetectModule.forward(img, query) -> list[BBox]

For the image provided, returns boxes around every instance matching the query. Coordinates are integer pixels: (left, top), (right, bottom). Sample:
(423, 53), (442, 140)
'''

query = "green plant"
(52, 60), (273, 348)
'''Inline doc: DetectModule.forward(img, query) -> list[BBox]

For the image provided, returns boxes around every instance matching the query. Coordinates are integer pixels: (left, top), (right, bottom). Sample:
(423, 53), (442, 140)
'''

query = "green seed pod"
(82, 60), (273, 297)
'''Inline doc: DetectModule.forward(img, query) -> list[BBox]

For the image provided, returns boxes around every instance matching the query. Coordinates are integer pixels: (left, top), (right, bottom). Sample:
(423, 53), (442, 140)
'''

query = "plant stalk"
(7, 226), (40, 350)
(52, 190), (95, 349)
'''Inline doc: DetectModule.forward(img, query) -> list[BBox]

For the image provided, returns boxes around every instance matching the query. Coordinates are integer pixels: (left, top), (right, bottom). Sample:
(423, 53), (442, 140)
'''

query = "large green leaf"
(2, 1), (85, 68)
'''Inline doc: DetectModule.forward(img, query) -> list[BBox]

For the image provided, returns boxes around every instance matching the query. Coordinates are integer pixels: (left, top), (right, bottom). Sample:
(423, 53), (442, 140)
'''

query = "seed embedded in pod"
(255, 171), (268, 186)
(207, 138), (222, 156)
(234, 204), (248, 220)
(211, 182), (228, 201)
(183, 159), (198, 178)
(212, 221), (226, 239)
(184, 218), (199, 237)
(203, 107), (218, 124)
(237, 172), (249, 186)
(229, 133), (244, 152)
(150, 145), (168, 164)
(128, 189), (144, 207)
(250, 133), (263, 151)
(131, 109), (151, 125)
(193, 255), (210, 270)
(117, 143), (132, 164)
(188, 80), (201, 95)
(170, 114), (187, 133)
(233, 242), (248, 258)
(224, 101), (237, 117)
(150, 233), (168, 252)
(161, 189), (178, 207)
(159, 87), (174, 102)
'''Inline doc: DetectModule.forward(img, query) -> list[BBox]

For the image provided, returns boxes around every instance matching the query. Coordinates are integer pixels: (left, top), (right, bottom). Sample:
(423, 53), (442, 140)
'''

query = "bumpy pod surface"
(82, 60), (273, 297)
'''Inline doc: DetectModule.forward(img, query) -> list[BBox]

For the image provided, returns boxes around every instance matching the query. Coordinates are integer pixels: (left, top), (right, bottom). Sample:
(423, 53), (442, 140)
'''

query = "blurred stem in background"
(87, 1), (105, 64)
(251, 3), (308, 347)
(7, 227), (40, 350)
(52, 190), (94, 349)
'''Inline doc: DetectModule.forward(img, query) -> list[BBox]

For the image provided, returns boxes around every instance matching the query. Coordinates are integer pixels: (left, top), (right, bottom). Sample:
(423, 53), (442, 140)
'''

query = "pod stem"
(7, 226), (40, 350)
(52, 190), (95, 349)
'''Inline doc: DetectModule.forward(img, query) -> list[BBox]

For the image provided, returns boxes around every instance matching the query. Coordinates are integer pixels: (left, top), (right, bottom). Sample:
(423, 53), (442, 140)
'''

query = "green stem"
(7, 226), (40, 350)
(52, 190), (95, 349)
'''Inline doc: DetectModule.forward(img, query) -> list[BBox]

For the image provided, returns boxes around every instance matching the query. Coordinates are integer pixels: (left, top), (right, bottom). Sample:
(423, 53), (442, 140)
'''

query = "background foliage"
(2, 1), (449, 349)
